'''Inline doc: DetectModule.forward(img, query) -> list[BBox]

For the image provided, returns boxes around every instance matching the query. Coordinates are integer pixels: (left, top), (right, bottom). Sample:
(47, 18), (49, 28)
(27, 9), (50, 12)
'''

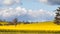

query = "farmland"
(0, 21), (60, 34)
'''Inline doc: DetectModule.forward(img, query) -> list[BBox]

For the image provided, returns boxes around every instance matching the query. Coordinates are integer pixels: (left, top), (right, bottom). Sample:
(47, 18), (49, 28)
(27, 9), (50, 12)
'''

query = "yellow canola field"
(0, 21), (60, 31)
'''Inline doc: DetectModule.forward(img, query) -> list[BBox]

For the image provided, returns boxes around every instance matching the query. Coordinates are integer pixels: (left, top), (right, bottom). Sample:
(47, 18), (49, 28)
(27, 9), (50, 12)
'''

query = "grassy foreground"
(0, 21), (60, 34)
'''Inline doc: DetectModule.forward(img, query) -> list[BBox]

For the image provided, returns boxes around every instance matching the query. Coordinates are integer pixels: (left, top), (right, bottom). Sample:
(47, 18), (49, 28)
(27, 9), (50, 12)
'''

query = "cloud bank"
(0, 7), (55, 22)
(39, 0), (60, 5)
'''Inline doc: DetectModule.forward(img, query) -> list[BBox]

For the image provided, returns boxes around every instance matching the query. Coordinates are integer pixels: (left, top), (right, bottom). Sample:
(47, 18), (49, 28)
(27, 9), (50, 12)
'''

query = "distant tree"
(0, 19), (3, 22)
(12, 18), (18, 25)
(24, 21), (30, 24)
(3, 19), (6, 22)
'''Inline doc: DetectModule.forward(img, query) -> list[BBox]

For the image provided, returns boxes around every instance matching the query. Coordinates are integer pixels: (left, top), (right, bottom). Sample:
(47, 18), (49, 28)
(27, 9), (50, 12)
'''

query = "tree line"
(0, 18), (39, 26)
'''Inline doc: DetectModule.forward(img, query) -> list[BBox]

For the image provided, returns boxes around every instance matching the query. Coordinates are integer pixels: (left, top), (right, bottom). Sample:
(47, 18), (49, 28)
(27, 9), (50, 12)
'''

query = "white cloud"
(0, 0), (21, 6)
(0, 7), (55, 21)
(28, 9), (55, 18)
(39, 0), (48, 3)
(0, 7), (55, 18)
(3, 0), (14, 5)
(0, 7), (27, 17)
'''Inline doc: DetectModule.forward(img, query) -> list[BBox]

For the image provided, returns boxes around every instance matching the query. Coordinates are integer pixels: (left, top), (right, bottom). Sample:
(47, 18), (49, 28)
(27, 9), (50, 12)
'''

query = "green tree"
(54, 7), (60, 25)
(12, 18), (18, 25)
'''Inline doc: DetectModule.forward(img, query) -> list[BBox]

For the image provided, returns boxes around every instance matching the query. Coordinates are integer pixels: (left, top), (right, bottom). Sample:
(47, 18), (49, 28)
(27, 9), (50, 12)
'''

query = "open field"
(0, 21), (60, 31)
(0, 21), (60, 34)
(0, 31), (60, 34)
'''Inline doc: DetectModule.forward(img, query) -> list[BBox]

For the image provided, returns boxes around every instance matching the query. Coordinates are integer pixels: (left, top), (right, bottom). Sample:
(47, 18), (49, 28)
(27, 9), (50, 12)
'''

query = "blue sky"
(0, 0), (59, 22)
(21, 0), (57, 11)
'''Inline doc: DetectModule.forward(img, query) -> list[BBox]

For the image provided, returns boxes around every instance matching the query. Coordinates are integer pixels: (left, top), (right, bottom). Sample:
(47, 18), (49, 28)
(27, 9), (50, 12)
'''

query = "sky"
(0, 0), (60, 22)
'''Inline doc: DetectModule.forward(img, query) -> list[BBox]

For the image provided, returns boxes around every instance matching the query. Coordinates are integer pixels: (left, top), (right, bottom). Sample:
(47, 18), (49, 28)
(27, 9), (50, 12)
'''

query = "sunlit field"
(0, 21), (60, 34)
